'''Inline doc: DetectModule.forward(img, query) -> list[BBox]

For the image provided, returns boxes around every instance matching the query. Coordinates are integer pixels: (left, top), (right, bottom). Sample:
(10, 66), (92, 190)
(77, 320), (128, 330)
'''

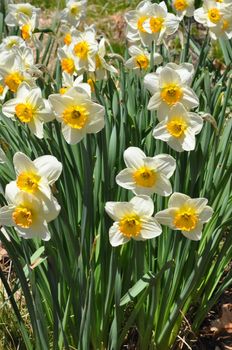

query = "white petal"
(28, 119), (44, 139)
(186, 198), (208, 211)
(109, 223), (129, 247)
(105, 202), (133, 221)
(181, 129), (196, 151)
(189, 113), (203, 134)
(116, 168), (135, 190)
(0, 205), (15, 226)
(194, 8), (207, 25)
(130, 195), (154, 217)
(5, 182), (20, 204)
(140, 217), (162, 239)
(169, 102), (188, 119)
(123, 147), (146, 168)
(62, 123), (85, 144)
(199, 206), (214, 222)
(2, 98), (18, 118)
(153, 121), (171, 141)
(182, 87), (199, 109)
(13, 152), (37, 175)
(15, 220), (51, 241)
(181, 223), (203, 241)
(155, 208), (176, 227)
(145, 154), (176, 178)
(153, 174), (172, 196)
(48, 94), (73, 115)
(34, 155), (62, 185)
(168, 192), (190, 208)
(147, 92), (162, 111)
(159, 67), (181, 86)
(144, 73), (159, 95)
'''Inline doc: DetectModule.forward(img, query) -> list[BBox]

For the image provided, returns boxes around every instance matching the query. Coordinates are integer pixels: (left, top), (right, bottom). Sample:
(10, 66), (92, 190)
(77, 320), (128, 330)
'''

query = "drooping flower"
(92, 38), (117, 80)
(172, 0), (195, 18)
(153, 103), (203, 152)
(144, 63), (199, 120)
(194, 0), (232, 40)
(155, 192), (213, 240)
(49, 85), (105, 144)
(2, 83), (54, 139)
(105, 195), (162, 246)
(0, 185), (58, 241)
(125, 45), (163, 73)
(116, 147), (176, 196)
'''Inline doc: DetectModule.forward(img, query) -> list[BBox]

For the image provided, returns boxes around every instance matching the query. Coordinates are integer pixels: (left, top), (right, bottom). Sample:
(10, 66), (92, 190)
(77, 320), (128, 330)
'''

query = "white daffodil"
(60, 0), (87, 27)
(59, 72), (84, 94)
(125, 45), (163, 73)
(69, 28), (98, 73)
(12, 152), (62, 199)
(144, 63), (199, 120)
(172, 0), (195, 18)
(105, 195), (162, 246)
(49, 86), (105, 144)
(0, 51), (35, 93)
(5, 3), (40, 27)
(194, 0), (232, 40)
(0, 77), (9, 102)
(0, 184), (58, 241)
(2, 83), (54, 139)
(0, 36), (26, 52)
(93, 38), (117, 80)
(116, 147), (176, 196)
(125, 0), (154, 45)
(58, 47), (76, 75)
(0, 147), (6, 163)
(153, 103), (203, 152)
(142, 2), (180, 45)
(155, 192), (213, 240)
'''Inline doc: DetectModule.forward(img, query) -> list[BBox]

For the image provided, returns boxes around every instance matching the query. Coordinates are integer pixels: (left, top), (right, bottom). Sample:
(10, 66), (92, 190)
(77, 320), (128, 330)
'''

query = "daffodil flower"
(116, 147), (176, 196)
(0, 36), (26, 52)
(155, 192), (213, 240)
(2, 83), (54, 139)
(144, 63), (199, 120)
(12, 151), (62, 198)
(93, 38), (117, 80)
(172, 0), (195, 18)
(153, 103), (203, 152)
(60, 0), (87, 27)
(0, 184), (59, 241)
(49, 85), (105, 144)
(5, 3), (40, 28)
(125, 45), (162, 73)
(194, 0), (232, 40)
(105, 196), (162, 246)
(70, 28), (98, 73)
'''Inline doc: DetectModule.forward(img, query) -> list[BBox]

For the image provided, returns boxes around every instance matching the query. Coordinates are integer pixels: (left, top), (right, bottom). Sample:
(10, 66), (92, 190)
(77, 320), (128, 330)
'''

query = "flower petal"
(130, 195), (154, 217)
(34, 155), (62, 185)
(123, 147), (146, 168)
(139, 217), (162, 239)
(109, 223), (129, 246)
(168, 192), (190, 208)
(116, 168), (135, 190)
(13, 152), (37, 175)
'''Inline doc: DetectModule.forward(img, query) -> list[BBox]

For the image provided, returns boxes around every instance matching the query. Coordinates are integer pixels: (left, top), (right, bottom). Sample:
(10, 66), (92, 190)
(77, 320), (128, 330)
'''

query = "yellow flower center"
(64, 33), (72, 46)
(4, 72), (24, 92)
(61, 58), (75, 74)
(17, 172), (41, 193)
(15, 103), (35, 123)
(173, 0), (187, 11)
(119, 214), (141, 237)
(150, 17), (164, 33)
(166, 117), (187, 137)
(133, 166), (157, 187)
(21, 24), (31, 40)
(87, 78), (95, 92)
(0, 85), (4, 95)
(70, 4), (79, 15)
(74, 41), (89, 59)
(216, 0), (223, 2)
(62, 105), (89, 129)
(161, 83), (183, 105)
(222, 19), (229, 30)
(135, 54), (149, 69)
(137, 16), (148, 32)
(59, 87), (69, 94)
(12, 207), (33, 228)
(208, 8), (221, 23)
(173, 206), (198, 231)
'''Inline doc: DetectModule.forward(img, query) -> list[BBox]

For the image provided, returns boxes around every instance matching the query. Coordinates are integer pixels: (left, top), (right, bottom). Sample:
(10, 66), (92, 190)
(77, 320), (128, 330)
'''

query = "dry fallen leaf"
(210, 304), (232, 334)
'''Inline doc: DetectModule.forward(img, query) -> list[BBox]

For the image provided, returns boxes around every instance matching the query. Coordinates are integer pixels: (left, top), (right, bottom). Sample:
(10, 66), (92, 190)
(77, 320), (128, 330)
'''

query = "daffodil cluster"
(0, 152), (62, 240)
